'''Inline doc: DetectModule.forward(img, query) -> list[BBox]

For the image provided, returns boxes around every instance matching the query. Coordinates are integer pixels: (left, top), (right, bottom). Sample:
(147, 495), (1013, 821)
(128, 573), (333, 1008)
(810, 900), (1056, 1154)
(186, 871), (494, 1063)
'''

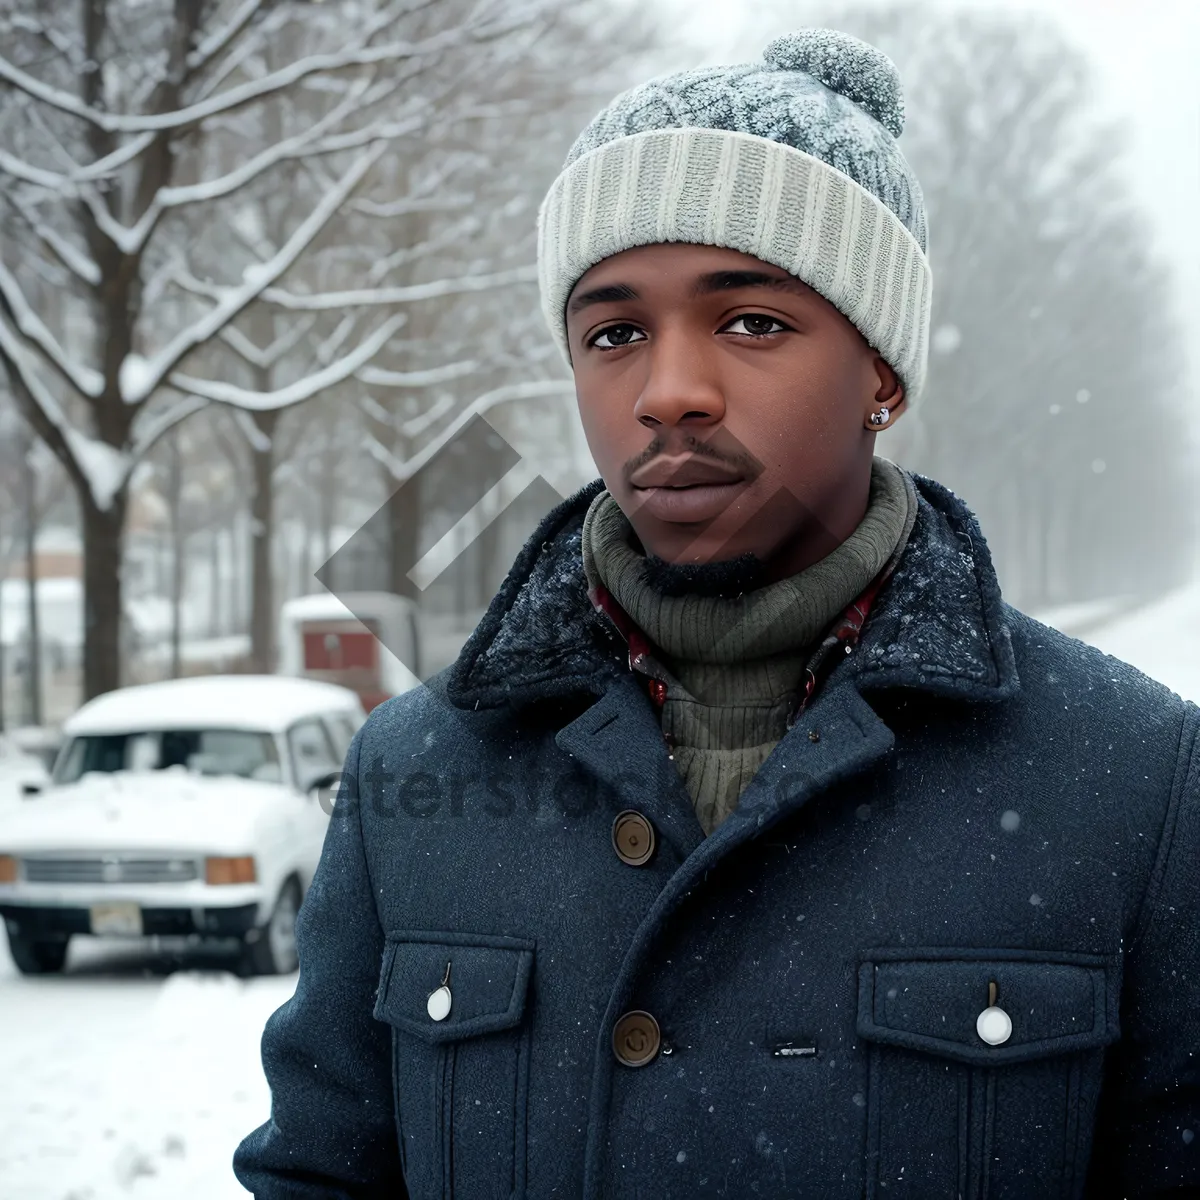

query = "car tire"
(6, 928), (69, 975)
(239, 877), (301, 976)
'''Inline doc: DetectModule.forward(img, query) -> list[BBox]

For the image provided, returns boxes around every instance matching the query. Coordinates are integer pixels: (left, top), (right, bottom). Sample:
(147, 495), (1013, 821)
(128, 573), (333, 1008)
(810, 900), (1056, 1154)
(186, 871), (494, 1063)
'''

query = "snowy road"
(0, 935), (294, 1199)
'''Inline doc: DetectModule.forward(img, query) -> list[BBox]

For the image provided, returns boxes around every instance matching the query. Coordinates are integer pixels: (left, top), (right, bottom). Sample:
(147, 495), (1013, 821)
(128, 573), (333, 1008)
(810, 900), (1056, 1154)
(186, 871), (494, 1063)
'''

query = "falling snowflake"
(932, 325), (962, 355)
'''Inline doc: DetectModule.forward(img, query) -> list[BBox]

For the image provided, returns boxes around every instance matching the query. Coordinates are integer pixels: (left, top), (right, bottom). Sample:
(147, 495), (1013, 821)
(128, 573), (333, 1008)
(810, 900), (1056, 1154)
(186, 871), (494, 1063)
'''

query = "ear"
(872, 356), (906, 420)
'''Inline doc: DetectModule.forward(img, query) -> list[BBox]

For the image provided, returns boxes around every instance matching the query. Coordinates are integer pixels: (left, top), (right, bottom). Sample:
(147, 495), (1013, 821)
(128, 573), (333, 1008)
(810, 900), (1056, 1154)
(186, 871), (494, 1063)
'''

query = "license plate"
(90, 901), (143, 936)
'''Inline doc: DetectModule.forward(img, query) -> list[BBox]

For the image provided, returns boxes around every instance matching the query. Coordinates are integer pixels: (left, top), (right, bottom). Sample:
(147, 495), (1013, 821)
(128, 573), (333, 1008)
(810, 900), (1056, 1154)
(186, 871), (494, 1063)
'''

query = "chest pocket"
(374, 930), (535, 1200)
(856, 950), (1121, 1200)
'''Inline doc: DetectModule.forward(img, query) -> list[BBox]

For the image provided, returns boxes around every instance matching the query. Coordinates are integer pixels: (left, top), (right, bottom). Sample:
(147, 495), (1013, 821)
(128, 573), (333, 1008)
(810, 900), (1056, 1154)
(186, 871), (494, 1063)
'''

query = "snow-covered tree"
(337, 1), (662, 625)
(0, 0), (546, 698)
(771, 2), (1195, 609)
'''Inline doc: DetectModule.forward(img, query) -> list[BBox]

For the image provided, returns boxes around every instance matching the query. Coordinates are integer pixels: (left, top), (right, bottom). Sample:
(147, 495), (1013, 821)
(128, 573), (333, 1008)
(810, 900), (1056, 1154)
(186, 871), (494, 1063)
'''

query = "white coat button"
(976, 1005), (1012, 1045)
(427, 985), (452, 1021)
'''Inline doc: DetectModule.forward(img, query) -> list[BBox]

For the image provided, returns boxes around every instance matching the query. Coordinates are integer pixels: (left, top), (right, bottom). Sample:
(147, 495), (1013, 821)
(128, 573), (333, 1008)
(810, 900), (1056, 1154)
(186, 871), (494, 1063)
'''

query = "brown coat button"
(612, 810), (656, 866)
(612, 1010), (661, 1067)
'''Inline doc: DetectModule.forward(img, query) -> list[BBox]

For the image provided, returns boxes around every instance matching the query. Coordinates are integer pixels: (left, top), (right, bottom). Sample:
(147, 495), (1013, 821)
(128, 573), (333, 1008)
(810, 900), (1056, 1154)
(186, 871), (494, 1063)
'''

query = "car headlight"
(204, 855), (257, 885)
(0, 855), (16, 883)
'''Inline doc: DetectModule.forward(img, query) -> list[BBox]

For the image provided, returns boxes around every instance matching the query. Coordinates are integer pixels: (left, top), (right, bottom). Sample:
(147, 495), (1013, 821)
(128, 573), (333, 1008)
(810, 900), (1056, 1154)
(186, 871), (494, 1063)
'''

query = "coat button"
(976, 1004), (1012, 1045)
(427, 985), (452, 1021)
(612, 810), (656, 866)
(612, 1010), (661, 1067)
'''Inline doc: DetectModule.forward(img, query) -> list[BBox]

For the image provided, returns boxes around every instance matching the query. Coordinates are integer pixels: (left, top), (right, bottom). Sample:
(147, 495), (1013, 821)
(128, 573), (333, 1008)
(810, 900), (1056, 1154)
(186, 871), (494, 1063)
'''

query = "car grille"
(21, 856), (200, 884)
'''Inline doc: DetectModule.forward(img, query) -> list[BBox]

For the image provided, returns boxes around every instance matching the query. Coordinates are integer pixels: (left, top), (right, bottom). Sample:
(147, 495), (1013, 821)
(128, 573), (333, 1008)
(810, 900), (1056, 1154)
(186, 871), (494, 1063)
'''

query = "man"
(235, 28), (1200, 1198)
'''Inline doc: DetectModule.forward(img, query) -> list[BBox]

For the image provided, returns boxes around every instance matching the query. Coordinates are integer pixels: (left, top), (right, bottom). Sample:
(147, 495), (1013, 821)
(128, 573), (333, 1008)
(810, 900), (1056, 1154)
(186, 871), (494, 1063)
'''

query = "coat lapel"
(447, 477), (622, 712)
(553, 673), (708, 859)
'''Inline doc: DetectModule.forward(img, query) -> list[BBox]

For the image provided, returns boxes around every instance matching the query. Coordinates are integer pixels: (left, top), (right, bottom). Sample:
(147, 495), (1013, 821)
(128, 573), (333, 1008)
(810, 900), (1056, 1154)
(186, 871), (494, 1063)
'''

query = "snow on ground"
(0, 934), (294, 1199)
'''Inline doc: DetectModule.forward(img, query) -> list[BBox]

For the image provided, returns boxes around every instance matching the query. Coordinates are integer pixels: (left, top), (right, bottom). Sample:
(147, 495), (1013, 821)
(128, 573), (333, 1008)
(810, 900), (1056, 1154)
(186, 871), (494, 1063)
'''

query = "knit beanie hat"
(536, 29), (933, 401)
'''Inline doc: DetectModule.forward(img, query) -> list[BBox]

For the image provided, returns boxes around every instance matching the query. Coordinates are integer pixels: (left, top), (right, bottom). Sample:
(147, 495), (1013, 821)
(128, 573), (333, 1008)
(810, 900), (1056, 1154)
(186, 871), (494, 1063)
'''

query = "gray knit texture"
(563, 29), (928, 253)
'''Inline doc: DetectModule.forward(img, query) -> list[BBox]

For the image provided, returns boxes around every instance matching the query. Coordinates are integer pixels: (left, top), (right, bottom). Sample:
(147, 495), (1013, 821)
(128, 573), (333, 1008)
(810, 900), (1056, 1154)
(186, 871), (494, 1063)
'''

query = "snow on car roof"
(279, 592), (358, 620)
(64, 675), (363, 736)
(279, 590), (415, 622)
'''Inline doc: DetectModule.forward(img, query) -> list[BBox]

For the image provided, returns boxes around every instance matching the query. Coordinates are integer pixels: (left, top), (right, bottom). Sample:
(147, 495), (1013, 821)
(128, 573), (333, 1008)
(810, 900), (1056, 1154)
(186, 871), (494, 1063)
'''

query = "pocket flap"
(857, 949), (1120, 1066)
(374, 930), (535, 1044)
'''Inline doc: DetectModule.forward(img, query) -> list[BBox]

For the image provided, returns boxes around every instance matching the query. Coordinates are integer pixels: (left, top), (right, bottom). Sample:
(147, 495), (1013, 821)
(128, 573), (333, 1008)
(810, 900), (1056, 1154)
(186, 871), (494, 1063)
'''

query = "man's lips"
(629, 455), (744, 489)
(630, 478), (750, 523)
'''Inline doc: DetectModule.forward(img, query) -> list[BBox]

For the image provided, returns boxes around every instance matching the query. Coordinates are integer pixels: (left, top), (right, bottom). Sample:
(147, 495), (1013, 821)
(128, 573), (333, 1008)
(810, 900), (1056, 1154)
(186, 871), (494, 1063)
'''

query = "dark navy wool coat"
(234, 473), (1200, 1199)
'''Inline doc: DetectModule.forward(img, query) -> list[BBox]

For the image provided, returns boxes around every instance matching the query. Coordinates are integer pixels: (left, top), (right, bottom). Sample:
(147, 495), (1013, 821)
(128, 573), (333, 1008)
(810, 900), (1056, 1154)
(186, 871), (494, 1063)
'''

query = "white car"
(0, 675), (365, 976)
(0, 730), (54, 804)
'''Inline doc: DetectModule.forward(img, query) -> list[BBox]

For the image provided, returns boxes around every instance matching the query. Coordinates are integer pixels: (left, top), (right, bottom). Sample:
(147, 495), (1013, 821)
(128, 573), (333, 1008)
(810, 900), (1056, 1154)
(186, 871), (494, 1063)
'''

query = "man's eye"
(591, 324), (646, 349)
(725, 314), (788, 337)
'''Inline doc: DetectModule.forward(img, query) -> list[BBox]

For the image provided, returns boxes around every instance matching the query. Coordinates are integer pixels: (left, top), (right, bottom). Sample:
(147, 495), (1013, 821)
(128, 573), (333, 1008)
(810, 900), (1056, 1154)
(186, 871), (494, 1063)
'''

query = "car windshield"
(54, 729), (282, 784)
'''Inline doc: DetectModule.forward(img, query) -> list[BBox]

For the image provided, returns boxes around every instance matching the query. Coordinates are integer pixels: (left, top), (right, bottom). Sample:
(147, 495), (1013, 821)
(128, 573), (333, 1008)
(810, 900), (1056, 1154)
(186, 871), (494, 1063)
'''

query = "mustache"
(624, 436), (764, 486)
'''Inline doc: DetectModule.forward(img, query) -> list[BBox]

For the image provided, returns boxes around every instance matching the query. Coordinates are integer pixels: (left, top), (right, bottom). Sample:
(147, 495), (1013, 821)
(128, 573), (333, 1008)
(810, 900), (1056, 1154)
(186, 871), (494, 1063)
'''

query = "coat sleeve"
(233, 727), (406, 1198)
(1087, 701), (1200, 1197)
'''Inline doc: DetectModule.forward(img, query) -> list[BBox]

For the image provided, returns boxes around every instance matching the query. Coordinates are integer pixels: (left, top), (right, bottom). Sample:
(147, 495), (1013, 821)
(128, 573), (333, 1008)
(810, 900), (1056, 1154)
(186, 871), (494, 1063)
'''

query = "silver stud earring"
(868, 407), (891, 426)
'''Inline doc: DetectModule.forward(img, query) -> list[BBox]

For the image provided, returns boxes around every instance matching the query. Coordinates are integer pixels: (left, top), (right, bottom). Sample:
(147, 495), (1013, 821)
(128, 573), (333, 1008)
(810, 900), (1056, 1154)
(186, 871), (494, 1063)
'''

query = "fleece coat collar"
(445, 470), (1019, 716)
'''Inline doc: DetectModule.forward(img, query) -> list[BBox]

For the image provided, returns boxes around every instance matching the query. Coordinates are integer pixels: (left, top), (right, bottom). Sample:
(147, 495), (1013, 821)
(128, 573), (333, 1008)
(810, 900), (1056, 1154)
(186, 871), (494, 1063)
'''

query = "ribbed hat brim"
(537, 127), (932, 402)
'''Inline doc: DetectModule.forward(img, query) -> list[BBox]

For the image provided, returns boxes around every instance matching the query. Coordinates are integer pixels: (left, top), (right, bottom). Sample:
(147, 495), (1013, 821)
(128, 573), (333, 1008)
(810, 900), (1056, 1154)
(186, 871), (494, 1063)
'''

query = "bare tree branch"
(357, 359), (479, 389)
(2, 188), (101, 284)
(246, 264), (539, 311)
(220, 316), (318, 371)
(125, 140), (388, 403)
(170, 312), (407, 410)
(185, 0), (266, 74)
(0, 259), (102, 395)
(0, 30), (468, 134)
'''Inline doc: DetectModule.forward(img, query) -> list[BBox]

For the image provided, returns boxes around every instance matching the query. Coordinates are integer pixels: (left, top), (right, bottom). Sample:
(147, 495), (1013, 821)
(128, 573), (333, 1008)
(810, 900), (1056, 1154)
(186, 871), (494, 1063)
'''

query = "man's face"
(565, 243), (904, 588)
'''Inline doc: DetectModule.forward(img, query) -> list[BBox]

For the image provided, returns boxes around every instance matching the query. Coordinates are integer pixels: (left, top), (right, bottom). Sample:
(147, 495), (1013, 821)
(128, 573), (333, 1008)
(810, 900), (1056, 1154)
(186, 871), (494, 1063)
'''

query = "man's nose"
(632, 326), (726, 429)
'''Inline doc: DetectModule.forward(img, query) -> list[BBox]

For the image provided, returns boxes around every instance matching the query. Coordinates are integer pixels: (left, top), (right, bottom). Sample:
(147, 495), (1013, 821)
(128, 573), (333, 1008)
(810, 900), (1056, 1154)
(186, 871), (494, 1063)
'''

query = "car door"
(286, 717), (343, 882)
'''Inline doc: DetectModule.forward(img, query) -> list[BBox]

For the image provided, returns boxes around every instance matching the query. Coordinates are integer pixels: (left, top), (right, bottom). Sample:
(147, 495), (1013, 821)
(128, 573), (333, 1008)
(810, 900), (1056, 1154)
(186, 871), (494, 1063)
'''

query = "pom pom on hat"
(763, 29), (905, 138)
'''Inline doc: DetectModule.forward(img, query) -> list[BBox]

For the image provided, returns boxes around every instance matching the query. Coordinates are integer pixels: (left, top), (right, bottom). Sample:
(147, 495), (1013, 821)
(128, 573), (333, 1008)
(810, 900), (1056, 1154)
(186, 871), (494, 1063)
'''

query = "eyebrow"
(566, 270), (813, 316)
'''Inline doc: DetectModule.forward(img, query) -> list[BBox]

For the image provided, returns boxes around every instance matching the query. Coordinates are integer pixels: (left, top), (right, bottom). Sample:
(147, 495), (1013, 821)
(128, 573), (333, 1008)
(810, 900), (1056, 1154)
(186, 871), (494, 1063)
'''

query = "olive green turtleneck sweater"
(581, 456), (918, 835)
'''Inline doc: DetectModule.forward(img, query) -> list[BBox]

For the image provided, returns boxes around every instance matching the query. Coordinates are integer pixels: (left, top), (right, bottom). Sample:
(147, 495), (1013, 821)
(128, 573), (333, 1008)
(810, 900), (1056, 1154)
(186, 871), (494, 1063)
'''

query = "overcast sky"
(650, 0), (1200, 403)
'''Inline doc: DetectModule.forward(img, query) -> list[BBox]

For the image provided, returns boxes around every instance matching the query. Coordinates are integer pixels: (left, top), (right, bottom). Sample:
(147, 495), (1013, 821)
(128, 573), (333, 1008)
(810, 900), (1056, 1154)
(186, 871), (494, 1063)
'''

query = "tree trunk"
(298, 458), (321, 596)
(386, 475), (422, 680)
(22, 436), (41, 725)
(81, 492), (127, 701)
(319, 447), (336, 567)
(248, 409), (279, 673)
(232, 517), (245, 636)
(297, 507), (313, 598)
(209, 526), (222, 637)
(387, 478), (421, 601)
(168, 438), (184, 679)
